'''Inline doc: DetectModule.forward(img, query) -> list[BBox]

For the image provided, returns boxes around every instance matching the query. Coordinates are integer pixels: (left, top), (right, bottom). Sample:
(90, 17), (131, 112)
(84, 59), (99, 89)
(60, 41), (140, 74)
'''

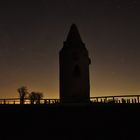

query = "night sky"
(0, 0), (140, 98)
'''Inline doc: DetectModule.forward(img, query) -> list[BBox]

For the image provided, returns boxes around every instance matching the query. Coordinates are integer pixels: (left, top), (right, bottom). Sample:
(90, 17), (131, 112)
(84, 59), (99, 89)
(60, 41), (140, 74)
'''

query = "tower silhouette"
(59, 24), (91, 103)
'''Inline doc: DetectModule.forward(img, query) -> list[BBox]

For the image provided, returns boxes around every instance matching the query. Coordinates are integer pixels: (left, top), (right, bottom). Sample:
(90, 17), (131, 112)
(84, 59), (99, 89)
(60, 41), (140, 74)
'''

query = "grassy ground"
(0, 103), (139, 140)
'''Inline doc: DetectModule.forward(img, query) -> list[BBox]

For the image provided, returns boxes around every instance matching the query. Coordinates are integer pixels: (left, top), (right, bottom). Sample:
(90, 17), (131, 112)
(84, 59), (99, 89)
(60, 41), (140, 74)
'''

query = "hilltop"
(0, 104), (139, 140)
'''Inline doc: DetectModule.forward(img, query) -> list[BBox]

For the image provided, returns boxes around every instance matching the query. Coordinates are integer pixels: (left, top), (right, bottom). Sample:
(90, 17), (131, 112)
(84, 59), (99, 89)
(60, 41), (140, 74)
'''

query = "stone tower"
(59, 24), (91, 103)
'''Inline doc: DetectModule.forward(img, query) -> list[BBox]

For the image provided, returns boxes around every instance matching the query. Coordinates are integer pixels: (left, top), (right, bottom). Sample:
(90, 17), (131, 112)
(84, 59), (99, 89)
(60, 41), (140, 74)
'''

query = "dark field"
(0, 104), (140, 140)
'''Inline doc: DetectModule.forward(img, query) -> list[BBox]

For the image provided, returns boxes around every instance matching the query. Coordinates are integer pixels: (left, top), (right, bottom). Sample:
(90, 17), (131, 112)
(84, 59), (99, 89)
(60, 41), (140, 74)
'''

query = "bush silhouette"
(29, 92), (43, 104)
(17, 86), (28, 104)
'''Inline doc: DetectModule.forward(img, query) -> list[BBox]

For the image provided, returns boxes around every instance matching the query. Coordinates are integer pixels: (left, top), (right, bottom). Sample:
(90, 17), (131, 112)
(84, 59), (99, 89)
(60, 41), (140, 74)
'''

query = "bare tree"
(29, 92), (43, 104)
(17, 86), (28, 104)
(36, 92), (43, 104)
(29, 92), (36, 104)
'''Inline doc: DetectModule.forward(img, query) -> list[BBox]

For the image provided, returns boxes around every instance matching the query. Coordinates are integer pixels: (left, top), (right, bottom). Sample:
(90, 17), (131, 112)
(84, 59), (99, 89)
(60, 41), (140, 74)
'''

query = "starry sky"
(0, 0), (140, 98)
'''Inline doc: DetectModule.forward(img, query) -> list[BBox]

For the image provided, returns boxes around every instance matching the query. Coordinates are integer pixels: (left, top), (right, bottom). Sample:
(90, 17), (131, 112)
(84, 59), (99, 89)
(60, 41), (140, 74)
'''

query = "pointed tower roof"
(66, 24), (83, 43)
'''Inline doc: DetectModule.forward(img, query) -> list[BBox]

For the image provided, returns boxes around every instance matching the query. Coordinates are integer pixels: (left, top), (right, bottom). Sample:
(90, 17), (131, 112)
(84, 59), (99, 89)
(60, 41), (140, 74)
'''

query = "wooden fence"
(0, 95), (140, 104)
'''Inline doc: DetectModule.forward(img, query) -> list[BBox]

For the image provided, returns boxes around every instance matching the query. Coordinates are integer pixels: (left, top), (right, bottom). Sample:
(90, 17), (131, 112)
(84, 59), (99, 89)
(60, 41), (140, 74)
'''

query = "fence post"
(134, 98), (136, 104)
(54, 99), (56, 103)
(112, 97), (114, 101)
(137, 96), (139, 103)
(44, 99), (47, 104)
(132, 99), (134, 104)
(104, 98), (107, 103)
(100, 98), (102, 103)
(96, 98), (98, 103)
(48, 99), (50, 104)
(4, 99), (6, 104)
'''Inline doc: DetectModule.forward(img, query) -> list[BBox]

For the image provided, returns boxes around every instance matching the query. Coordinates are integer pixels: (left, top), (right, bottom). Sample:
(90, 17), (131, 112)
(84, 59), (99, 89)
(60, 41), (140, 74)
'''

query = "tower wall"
(59, 24), (91, 103)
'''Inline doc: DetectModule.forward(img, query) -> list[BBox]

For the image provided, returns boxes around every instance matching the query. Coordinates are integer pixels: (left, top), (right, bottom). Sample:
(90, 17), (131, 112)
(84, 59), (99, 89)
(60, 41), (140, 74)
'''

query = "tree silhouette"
(17, 86), (28, 104)
(29, 92), (43, 104)
(29, 92), (36, 104)
(36, 92), (43, 104)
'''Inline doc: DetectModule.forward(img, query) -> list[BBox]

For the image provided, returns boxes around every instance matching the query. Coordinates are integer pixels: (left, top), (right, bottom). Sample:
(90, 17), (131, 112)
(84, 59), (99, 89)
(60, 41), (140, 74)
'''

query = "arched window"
(73, 65), (81, 77)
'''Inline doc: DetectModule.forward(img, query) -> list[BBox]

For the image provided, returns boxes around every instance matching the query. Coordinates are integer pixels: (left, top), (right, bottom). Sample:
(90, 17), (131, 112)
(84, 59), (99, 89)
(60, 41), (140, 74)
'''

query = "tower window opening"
(73, 65), (81, 77)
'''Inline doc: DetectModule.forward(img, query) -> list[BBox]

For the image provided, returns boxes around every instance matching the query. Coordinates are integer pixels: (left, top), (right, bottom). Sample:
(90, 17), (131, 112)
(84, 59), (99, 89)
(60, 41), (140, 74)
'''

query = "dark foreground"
(0, 103), (140, 140)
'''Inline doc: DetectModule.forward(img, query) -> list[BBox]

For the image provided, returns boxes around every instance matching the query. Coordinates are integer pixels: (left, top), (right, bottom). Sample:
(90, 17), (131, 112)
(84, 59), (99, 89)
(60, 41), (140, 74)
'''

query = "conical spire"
(66, 24), (83, 43)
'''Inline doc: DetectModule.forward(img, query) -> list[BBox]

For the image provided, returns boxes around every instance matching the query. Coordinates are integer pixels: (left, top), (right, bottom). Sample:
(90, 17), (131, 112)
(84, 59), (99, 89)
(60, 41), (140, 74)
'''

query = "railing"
(0, 95), (140, 104)
(0, 98), (60, 105)
(90, 95), (140, 104)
